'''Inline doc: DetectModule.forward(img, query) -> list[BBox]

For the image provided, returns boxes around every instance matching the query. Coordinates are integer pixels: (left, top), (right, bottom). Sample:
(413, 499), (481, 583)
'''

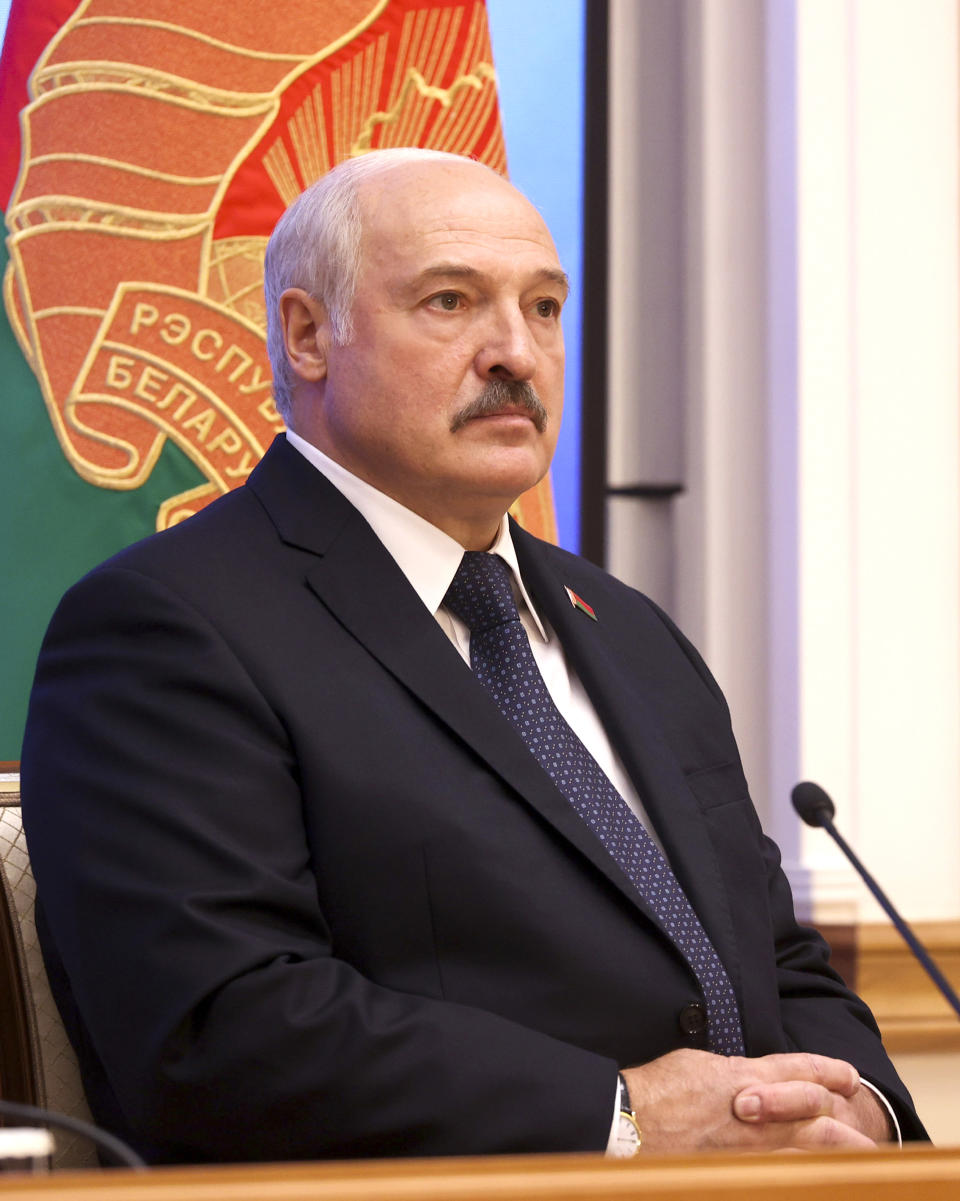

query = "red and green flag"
(0, 0), (557, 759)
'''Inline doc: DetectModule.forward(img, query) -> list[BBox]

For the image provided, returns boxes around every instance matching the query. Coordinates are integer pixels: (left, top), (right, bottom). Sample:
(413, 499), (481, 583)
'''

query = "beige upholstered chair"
(0, 775), (98, 1169)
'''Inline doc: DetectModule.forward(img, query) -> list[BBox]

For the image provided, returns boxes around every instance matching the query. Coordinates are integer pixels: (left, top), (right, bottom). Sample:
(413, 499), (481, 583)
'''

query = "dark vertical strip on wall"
(579, 0), (609, 566)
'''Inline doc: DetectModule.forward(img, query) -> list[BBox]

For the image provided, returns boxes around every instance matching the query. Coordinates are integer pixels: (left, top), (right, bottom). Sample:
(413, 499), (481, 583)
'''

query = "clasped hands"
(621, 1049), (893, 1153)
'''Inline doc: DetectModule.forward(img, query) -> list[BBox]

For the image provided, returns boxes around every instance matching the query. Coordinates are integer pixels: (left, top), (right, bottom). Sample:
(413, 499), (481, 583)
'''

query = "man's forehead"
(356, 161), (555, 246)
(355, 162), (563, 286)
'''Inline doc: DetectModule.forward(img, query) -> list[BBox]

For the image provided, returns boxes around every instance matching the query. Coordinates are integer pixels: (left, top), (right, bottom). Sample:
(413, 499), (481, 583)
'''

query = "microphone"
(791, 781), (960, 1021)
(791, 781), (835, 828)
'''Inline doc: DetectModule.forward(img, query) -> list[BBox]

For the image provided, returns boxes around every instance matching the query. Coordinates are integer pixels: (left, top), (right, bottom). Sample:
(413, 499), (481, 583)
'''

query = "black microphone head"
(791, 781), (836, 828)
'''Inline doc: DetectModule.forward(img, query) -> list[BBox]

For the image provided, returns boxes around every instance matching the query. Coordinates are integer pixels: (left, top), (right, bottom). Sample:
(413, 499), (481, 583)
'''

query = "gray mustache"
(450, 379), (548, 434)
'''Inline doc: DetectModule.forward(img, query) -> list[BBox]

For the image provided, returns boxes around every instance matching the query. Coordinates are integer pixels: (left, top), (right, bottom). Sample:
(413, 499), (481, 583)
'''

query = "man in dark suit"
(21, 149), (924, 1163)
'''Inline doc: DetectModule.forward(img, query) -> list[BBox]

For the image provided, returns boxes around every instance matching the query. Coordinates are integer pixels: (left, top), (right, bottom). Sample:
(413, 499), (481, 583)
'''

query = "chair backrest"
(0, 777), (98, 1169)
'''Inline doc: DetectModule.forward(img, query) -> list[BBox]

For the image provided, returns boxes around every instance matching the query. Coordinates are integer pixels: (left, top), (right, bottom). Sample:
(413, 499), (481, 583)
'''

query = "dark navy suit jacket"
(21, 436), (924, 1162)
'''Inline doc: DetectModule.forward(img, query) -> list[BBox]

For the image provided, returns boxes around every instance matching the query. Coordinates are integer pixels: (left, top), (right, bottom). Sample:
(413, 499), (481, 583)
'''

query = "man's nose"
(474, 308), (538, 380)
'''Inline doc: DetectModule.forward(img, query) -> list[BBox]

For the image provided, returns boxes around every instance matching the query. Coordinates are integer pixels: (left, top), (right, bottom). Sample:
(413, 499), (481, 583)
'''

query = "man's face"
(294, 159), (567, 546)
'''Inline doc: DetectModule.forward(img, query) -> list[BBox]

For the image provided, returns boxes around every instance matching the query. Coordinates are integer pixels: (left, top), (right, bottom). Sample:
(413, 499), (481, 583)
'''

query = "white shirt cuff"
(859, 1076), (902, 1147)
(605, 1077), (621, 1154)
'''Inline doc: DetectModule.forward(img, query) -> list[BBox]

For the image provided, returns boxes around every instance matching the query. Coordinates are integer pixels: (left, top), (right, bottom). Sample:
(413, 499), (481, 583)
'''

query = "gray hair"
(264, 148), (498, 420)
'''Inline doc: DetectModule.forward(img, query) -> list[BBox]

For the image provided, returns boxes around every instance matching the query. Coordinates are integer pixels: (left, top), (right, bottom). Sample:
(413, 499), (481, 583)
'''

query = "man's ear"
(278, 288), (330, 382)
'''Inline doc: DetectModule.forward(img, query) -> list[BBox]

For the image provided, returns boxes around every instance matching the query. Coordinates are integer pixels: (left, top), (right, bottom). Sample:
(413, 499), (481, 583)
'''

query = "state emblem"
(3, 0), (556, 540)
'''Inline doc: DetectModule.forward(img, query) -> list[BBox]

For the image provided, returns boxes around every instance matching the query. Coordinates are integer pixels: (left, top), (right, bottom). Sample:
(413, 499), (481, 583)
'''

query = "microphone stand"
(823, 817), (960, 1020)
(793, 782), (960, 1021)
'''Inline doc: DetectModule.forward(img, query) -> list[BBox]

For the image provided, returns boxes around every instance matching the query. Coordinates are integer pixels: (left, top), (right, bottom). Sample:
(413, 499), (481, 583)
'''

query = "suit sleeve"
(761, 827), (927, 1140)
(642, 594), (928, 1142)
(21, 565), (617, 1163)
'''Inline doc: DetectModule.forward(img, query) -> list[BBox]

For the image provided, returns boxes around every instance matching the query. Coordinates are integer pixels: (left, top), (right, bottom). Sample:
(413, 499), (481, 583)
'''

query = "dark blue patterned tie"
(444, 552), (744, 1056)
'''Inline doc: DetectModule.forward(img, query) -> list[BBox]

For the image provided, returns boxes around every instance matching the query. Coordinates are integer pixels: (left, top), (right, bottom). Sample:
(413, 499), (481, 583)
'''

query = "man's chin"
(467, 460), (551, 507)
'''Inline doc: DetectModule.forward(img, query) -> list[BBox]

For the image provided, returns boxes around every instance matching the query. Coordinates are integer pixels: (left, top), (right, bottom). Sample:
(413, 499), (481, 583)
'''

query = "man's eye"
(535, 299), (560, 318)
(429, 292), (462, 311)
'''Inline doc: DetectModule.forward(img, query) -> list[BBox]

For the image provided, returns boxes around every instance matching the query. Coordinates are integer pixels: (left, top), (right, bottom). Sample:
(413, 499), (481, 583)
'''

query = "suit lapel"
(249, 440), (736, 971)
(247, 441), (692, 925)
(513, 525), (743, 984)
(304, 525), (680, 918)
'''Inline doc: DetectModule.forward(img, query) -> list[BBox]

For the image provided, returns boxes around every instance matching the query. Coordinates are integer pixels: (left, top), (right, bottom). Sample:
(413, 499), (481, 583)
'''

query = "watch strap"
(617, 1072), (642, 1156)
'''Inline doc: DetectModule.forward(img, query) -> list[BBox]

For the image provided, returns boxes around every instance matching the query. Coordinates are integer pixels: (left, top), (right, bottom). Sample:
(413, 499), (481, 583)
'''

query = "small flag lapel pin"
(564, 586), (597, 621)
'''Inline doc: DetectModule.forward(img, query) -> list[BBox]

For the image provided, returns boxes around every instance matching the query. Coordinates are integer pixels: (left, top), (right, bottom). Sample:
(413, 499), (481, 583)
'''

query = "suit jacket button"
(678, 1001), (708, 1036)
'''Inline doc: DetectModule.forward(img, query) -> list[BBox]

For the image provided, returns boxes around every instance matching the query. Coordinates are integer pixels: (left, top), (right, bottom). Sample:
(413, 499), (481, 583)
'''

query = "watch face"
(614, 1112), (641, 1158)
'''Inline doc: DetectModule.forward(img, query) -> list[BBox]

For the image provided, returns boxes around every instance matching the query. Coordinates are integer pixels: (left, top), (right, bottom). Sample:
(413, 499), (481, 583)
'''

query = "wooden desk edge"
(2, 1145), (960, 1201)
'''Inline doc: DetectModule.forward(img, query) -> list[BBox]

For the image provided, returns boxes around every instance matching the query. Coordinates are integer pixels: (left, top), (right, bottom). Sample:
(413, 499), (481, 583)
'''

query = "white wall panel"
(607, 0), (960, 922)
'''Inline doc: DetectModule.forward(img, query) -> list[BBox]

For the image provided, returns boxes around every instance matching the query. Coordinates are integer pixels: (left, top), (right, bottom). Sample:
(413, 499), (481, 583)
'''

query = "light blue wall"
(487, 0), (585, 552)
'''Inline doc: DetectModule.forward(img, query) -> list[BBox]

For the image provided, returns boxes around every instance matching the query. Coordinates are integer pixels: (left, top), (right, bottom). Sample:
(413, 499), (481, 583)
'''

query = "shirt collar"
(285, 429), (548, 640)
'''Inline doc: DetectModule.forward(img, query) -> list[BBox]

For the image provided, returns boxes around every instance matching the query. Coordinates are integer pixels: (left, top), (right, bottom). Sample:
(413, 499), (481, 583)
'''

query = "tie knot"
(444, 552), (521, 634)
